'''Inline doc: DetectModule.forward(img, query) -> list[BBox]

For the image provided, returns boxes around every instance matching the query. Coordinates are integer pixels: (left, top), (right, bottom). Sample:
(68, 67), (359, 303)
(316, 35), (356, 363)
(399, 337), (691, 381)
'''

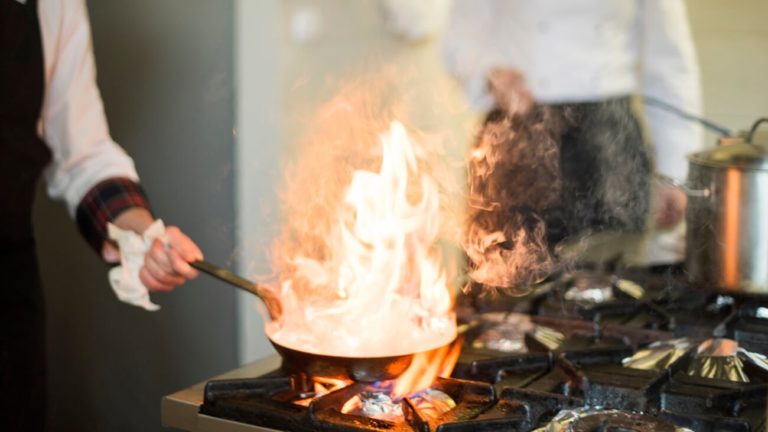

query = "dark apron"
(545, 97), (651, 244)
(1, 0), (52, 429)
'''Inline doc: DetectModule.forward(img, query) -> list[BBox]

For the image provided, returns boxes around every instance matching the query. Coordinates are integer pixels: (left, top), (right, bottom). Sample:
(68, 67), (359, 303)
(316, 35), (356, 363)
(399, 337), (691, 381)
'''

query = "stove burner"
(685, 338), (768, 383)
(342, 391), (403, 421)
(341, 387), (456, 422)
(471, 313), (533, 353)
(535, 408), (690, 432)
(563, 271), (615, 304)
(622, 338), (695, 372)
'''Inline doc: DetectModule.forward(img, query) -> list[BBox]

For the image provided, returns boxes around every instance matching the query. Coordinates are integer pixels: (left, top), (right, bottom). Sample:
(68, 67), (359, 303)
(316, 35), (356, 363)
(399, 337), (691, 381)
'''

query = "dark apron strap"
(0, 0), (50, 429)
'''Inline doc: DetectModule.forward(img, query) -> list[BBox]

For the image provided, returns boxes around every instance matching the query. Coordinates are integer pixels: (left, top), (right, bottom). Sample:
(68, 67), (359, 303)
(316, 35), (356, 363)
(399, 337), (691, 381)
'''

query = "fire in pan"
(192, 260), (458, 382)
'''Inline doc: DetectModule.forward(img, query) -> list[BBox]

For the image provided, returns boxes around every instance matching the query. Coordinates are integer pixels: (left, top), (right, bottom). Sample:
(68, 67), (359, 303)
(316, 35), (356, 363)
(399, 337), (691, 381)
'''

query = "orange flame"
(266, 82), (459, 360)
(312, 376), (352, 394)
(392, 338), (462, 397)
(293, 376), (352, 407)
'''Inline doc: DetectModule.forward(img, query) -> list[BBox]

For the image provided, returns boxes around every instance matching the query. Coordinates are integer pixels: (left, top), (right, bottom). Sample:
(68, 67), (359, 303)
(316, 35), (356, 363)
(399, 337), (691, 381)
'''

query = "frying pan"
(191, 260), (454, 381)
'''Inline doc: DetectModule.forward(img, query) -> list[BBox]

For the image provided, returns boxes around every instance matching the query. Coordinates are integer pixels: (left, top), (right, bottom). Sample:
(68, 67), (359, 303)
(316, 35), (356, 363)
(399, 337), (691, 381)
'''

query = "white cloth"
(37, 0), (140, 215)
(107, 220), (166, 311)
(381, 0), (703, 181)
(644, 223), (686, 265)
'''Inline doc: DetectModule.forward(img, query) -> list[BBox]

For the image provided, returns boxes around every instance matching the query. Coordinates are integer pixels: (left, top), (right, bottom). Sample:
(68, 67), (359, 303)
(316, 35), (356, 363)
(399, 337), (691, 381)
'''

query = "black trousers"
(0, 238), (46, 431)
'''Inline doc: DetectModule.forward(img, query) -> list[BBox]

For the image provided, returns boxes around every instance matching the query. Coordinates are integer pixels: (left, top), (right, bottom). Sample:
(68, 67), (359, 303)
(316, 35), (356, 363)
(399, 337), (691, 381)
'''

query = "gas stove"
(162, 266), (768, 431)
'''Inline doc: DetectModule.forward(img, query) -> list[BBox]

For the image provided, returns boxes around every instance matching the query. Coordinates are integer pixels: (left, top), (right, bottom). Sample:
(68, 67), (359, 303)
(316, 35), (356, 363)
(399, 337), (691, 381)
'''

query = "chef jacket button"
(537, 21), (549, 34)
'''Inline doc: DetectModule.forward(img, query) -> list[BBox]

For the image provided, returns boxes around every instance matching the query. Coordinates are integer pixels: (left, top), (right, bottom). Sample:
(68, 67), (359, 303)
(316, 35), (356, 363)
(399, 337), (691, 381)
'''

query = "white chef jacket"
(382, 0), (703, 181)
(35, 0), (139, 215)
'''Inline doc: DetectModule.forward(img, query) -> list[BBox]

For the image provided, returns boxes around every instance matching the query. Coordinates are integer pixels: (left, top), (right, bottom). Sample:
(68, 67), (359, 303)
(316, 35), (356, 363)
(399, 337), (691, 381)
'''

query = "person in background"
(1, 0), (202, 429)
(381, 0), (703, 264)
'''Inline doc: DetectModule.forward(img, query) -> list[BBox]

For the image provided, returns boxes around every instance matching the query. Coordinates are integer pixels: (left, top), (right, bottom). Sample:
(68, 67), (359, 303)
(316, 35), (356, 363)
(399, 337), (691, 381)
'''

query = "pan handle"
(655, 174), (710, 198)
(747, 117), (768, 143)
(191, 260), (283, 321)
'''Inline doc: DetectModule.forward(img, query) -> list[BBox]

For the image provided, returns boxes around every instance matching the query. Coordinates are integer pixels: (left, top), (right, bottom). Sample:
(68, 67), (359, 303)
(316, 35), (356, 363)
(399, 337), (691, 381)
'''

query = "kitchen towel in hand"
(106, 220), (165, 311)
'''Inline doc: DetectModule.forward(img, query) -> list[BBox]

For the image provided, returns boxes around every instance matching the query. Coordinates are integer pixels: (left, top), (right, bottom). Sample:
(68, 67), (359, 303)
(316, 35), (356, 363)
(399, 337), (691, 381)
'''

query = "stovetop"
(163, 265), (768, 432)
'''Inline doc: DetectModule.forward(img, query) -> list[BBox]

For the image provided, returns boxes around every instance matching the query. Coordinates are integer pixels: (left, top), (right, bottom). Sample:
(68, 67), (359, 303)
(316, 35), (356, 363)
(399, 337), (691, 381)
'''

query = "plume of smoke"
(275, 76), (464, 302)
(463, 101), (566, 294)
(267, 73), (464, 357)
(463, 90), (654, 294)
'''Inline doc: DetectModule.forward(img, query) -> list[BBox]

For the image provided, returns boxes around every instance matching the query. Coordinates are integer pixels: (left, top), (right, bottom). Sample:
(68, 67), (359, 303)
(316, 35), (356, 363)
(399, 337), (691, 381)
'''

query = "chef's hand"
(654, 184), (687, 229)
(102, 208), (203, 292)
(487, 68), (534, 115)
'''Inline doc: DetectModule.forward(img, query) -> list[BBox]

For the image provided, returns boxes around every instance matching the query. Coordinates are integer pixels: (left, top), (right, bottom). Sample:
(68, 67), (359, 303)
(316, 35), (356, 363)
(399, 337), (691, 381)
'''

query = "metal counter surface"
(162, 355), (282, 431)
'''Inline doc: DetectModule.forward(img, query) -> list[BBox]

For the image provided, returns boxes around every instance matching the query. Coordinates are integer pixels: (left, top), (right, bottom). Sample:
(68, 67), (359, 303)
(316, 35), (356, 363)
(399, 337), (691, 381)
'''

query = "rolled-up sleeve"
(38, 0), (151, 252)
(639, 0), (703, 181)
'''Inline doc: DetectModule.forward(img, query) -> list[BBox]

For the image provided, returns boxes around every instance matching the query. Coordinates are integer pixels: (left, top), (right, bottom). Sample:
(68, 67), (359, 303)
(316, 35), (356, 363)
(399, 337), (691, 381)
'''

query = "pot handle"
(654, 174), (710, 198)
(747, 118), (768, 143)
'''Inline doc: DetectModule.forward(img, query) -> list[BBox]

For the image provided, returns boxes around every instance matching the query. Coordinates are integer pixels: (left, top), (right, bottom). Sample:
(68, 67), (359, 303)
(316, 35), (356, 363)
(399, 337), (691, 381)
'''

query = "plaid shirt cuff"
(76, 178), (152, 254)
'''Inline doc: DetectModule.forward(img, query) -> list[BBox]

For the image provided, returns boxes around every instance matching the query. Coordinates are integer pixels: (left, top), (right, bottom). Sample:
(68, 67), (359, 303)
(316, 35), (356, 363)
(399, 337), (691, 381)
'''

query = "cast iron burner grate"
(200, 266), (767, 431)
(201, 373), (495, 432)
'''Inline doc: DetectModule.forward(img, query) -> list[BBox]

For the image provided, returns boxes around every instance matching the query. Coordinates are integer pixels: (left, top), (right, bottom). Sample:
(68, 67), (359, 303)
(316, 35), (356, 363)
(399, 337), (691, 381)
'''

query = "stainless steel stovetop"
(162, 355), (282, 432)
(161, 266), (768, 431)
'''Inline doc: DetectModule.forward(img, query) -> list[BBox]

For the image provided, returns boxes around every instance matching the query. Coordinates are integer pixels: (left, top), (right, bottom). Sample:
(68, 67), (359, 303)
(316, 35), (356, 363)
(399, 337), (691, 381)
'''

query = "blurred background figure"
(381, 0), (703, 265)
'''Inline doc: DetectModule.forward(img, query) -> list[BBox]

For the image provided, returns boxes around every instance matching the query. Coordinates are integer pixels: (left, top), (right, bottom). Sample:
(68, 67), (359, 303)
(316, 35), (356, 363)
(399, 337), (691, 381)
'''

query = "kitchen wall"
(687, 0), (768, 136)
(235, 0), (283, 365)
(33, 1), (238, 430)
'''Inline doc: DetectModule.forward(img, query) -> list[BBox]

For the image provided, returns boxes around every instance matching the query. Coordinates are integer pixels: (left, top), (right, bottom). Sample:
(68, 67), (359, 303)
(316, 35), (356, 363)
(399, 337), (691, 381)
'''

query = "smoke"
(463, 104), (565, 294)
(274, 77), (464, 301)
(463, 91), (652, 294)
(267, 74), (462, 357)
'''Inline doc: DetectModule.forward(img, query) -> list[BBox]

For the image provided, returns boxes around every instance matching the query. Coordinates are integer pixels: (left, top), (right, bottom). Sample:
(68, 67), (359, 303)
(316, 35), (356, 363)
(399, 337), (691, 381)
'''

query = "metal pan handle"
(191, 260), (283, 321)
(654, 173), (710, 198)
(747, 117), (768, 144)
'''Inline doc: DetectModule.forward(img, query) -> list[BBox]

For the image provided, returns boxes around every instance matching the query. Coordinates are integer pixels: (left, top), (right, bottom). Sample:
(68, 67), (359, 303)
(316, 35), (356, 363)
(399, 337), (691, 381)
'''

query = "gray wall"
(33, 1), (238, 430)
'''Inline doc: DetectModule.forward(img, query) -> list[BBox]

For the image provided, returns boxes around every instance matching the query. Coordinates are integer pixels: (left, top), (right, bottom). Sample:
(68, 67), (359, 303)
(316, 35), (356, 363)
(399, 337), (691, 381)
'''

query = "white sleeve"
(639, 0), (703, 181)
(38, 0), (140, 216)
(440, 1), (496, 112)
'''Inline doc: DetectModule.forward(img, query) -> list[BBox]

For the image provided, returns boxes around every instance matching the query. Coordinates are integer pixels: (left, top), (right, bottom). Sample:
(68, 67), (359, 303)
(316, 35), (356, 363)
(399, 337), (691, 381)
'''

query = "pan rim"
(268, 331), (457, 360)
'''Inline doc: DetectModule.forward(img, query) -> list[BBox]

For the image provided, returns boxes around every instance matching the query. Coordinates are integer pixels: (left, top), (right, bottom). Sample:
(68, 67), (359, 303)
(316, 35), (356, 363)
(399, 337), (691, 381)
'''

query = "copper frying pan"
(191, 260), (453, 381)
